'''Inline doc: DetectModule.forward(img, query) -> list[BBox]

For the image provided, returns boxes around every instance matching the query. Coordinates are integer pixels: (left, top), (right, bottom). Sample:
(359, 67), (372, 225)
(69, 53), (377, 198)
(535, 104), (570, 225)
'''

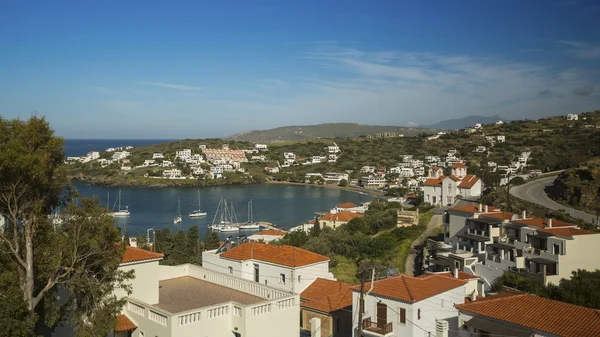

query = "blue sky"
(1, 0), (599, 139)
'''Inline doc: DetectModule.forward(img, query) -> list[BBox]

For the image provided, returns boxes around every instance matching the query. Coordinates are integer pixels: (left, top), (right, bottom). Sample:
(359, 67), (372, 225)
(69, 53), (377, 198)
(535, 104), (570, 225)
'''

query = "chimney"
(484, 205), (489, 213)
(310, 317), (321, 336)
(478, 203), (483, 212)
(522, 210), (527, 219)
(470, 291), (477, 302)
(453, 267), (458, 279)
(548, 218), (553, 228)
(435, 319), (449, 337)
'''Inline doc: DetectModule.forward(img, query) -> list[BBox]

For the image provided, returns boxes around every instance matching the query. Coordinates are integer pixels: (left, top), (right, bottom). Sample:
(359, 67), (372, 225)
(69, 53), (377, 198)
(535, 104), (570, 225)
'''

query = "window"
(553, 243), (560, 255)
(398, 307), (406, 324)
(280, 273), (286, 284)
(298, 275), (301, 282)
(254, 264), (259, 282)
(228, 266), (233, 275)
(335, 318), (340, 333)
(360, 298), (365, 314)
(418, 308), (421, 320)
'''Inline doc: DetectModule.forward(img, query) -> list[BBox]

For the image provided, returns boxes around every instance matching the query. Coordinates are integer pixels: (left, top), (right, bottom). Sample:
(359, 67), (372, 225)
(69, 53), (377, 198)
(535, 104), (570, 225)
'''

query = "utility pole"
(357, 273), (365, 337)
(506, 171), (511, 212)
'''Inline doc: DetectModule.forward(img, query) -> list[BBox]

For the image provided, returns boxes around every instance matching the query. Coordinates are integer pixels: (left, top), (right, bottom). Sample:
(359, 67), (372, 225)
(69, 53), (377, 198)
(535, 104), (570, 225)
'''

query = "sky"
(1, 0), (599, 139)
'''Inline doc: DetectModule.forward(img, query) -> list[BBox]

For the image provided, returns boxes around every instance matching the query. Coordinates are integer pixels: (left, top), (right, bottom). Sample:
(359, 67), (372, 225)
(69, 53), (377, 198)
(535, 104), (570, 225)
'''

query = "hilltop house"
(112, 246), (299, 337)
(352, 274), (467, 337)
(318, 210), (363, 229)
(202, 242), (334, 294)
(300, 278), (353, 337)
(264, 166), (279, 174)
(566, 113), (579, 121)
(327, 143), (340, 153)
(162, 169), (182, 178)
(422, 163), (482, 206)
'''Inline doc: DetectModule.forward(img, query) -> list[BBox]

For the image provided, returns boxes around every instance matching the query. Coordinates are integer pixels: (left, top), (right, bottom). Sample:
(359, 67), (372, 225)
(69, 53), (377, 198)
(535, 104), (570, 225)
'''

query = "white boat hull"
(239, 223), (260, 230)
(219, 226), (239, 232)
(112, 211), (130, 217)
(189, 211), (207, 217)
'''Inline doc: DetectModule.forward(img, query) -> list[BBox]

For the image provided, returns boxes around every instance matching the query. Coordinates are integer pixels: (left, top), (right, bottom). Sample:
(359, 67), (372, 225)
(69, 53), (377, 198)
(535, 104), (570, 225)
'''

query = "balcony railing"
(467, 228), (489, 237)
(362, 318), (393, 335)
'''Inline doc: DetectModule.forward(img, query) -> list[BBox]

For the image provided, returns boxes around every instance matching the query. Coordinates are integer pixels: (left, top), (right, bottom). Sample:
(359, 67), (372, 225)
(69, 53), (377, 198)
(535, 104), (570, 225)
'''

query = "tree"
(338, 179), (348, 187)
(123, 229), (131, 246)
(311, 216), (321, 237)
(187, 226), (202, 265)
(137, 234), (149, 250)
(280, 230), (309, 247)
(204, 231), (221, 250)
(0, 116), (133, 335)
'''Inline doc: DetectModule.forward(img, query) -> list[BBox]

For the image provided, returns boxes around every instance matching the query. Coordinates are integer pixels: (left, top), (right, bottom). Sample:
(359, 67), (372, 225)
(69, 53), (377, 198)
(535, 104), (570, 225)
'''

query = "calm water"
(63, 139), (175, 157)
(71, 180), (372, 240)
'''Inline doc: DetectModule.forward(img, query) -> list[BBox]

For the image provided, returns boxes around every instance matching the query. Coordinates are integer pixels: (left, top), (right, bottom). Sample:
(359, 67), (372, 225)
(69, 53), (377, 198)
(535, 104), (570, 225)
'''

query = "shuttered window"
(398, 307), (406, 324)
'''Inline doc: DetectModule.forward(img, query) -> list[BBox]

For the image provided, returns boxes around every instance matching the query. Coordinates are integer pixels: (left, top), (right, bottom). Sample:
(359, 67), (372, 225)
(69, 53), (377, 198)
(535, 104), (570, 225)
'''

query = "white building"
(327, 154), (338, 162)
(327, 143), (340, 153)
(474, 146), (486, 153)
(144, 159), (156, 166)
(360, 166), (376, 174)
(163, 169), (182, 178)
(202, 242), (334, 294)
(247, 230), (287, 243)
(162, 160), (174, 167)
(264, 166), (279, 174)
(153, 153), (164, 159)
(497, 135), (505, 143)
(311, 156), (324, 164)
(422, 163), (482, 206)
(176, 149), (192, 160)
(566, 113), (578, 121)
(495, 120), (504, 125)
(121, 166), (132, 171)
(87, 151), (100, 160)
(474, 123), (482, 129)
(352, 274), (467, 337)
(360, 176), (386, 188)
(323, 172), (348, 184)
(283, 152), (296, 160)
(255, 144), (268, 151)
(112, 246), (299, 337)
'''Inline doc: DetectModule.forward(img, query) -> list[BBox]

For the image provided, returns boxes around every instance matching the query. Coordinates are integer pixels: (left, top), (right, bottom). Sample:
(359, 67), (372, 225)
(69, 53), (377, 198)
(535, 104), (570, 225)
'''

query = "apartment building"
(318, 210), (363, 229)
(113, 246), (299, 337)
(202, 242), (334, 294)
(351, 274), (467, 337)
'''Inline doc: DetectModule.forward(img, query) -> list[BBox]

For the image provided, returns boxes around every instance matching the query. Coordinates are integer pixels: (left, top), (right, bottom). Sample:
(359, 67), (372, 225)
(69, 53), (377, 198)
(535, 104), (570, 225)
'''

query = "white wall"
(548, 234), (600, 285)
(116, 260), (160, 304)
(352, 285), (466, 337)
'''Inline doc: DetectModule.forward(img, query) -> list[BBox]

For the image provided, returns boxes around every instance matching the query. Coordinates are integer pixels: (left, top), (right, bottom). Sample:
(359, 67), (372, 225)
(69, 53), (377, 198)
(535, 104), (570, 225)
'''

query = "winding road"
(510, 176), (598, 225)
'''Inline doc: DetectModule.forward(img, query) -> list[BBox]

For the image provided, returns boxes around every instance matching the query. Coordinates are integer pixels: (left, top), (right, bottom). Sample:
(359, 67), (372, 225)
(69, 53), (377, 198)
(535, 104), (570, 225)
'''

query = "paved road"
(404, 214), (443, 276)
(510, 176), (598, 225)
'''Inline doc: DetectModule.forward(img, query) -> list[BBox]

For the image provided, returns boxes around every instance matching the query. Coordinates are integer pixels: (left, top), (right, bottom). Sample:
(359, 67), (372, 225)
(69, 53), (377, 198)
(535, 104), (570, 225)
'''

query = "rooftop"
(537, 227), (599, 237)
(320, 210), (363, 222)
(154, 276), (263, 313)
(253, 229), (287, 236)
(449, 204), (499, 214)
(511, 218), (577, 229)
(220, 242), (329, 267)
(456, 293), (600, 337)
(352, 274), (466, 303)
(121, 246), (164, 264)
(336, 202), (357, 208)
(115, 314), (137, 332)
(301, 278), (353, 313)
(457, 175), (480, 188)
(419, 271), (479, 280)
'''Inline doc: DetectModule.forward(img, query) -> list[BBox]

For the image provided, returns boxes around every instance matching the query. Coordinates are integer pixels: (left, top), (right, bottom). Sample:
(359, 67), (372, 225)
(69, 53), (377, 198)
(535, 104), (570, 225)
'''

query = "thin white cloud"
(138, 81), (203, 91)
(557, 41), (600, 59)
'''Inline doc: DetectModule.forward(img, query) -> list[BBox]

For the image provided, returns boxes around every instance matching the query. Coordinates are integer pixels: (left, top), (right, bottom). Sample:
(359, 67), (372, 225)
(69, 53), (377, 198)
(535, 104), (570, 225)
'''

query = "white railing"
(187, 264), (290, 300)
(276, 298), (294, 311)
(178, 311), (201, 326)
(149, 310), (168, 326)
(251, 303), (271, 316)
(206, 305), (229, 319)
(128, 301), (145, 316)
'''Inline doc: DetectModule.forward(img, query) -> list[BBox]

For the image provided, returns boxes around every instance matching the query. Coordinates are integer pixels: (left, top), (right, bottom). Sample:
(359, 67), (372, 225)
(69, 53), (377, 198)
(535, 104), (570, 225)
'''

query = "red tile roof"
(352, 274), (466, 303)
(452, 163), (467, 168)
(220, 242), (329, 267)
(115, 314), (137, 332)
(121, 246), (164, 264)
(301, 278), (353, 313)
(423, 177), (443, 186)
(320, 210), (363, 222)
(511, 218), (577, 229)
(418, 271), (480, 280)
(537, 227), (599, 237)
(336, 202), (357, 208)
(479, 212), (515, 221)
(430, 166), (442, 171)
(450, 204), (499, 214)
(254, 230), (287, 236)
(458, 175), (480, 189)
(456, 293), (600, 337)
(446, 175), (461, 182)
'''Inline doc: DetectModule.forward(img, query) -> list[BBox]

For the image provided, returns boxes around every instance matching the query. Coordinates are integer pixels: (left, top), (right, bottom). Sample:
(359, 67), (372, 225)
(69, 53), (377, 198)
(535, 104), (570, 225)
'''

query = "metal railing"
(362, 318), (393, 334)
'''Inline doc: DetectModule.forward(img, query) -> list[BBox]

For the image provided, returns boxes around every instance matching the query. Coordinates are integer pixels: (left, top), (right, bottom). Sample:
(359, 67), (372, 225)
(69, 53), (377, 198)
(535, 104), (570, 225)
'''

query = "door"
(254, 264), (259, 282)
(376, 302), (387, 329)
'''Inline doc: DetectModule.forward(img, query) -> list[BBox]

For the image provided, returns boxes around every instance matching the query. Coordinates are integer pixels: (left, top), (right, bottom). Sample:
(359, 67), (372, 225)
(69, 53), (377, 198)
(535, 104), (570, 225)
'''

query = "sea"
(65, 140), (373, 240)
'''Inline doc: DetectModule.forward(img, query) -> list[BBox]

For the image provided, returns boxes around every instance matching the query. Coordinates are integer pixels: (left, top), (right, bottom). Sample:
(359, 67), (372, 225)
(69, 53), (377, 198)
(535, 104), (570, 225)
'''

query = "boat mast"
(211, 199), (222, 226)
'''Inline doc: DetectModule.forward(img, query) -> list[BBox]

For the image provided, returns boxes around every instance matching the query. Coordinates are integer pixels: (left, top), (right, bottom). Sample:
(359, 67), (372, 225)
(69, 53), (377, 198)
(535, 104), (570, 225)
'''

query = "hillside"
(225, 123), (439, 143)
(426, 115), (505, 130)
(549, 159), (600, 214)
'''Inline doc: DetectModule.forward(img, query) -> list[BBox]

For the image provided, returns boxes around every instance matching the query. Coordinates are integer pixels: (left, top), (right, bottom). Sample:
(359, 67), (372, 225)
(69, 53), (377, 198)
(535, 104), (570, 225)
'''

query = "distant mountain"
(426, 115), (506, 130)
(225, 123), (439, 143)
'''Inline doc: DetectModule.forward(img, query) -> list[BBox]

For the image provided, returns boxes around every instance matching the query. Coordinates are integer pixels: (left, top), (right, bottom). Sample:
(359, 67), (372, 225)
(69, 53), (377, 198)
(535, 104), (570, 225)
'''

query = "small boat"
(110, 190), (130, 217)
(210, 198), (240, 231)
(238, 199), (260, 230)
(189, 190), (207, 217)
(174, 198), (182, 225)
(218, 225), (239, 232)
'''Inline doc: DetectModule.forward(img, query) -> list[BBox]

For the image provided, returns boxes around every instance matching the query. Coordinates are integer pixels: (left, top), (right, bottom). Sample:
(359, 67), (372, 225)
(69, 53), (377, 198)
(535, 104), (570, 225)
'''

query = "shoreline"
(71, 176), (385, 197)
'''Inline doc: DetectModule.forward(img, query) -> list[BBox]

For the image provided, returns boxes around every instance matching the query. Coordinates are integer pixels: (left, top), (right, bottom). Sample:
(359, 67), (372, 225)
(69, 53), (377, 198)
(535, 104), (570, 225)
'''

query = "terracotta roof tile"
(301, 278), (353, 313)
(336, 202), (357, 208)
(479, 212), (515, 221)
(458, 175), (480, 188)
(423, 177), (443, 186)
(452, 163), (467, 168)
(115, 314), (136, 332)
(121, 246), (164, 264)
(446, 175), (462, 182)
(450, 204), (499, 214)
(320, 210), (363, 222)
(512, 218), (577, 229)
(253, 230), (287, 236)
(352, 274), (466, 303)
(456, 294), (600, 337)
(537, 227), (599, 237)
(220, 242), (329, 267)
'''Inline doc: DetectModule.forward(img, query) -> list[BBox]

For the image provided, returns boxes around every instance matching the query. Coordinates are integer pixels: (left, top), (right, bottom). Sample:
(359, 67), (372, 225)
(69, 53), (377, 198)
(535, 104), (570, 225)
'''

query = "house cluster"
(426, 203), (600, 292)
(113, 231), (600, 337)
(365, 132), (403, 139)
(264, 143), (341, 173)
(422, 163), (482, 206)
(66, 150), (101, 164)
(289, 201), (370, 233)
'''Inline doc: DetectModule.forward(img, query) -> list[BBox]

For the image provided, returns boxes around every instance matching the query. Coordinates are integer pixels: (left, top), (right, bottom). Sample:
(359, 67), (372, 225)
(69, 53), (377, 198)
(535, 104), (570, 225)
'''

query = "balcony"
(362, 318), (393, 336)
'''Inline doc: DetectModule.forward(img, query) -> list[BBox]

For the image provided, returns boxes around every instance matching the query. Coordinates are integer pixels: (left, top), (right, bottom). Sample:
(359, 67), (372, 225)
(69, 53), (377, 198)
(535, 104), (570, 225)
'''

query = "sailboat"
(173, 198), (182, 225)
(219, 201), (239, 232)
(111, 190), (130, 217)
(189, 190), (207, 217)
(239, 199), (260, 230)
(210, 198), (238, 232)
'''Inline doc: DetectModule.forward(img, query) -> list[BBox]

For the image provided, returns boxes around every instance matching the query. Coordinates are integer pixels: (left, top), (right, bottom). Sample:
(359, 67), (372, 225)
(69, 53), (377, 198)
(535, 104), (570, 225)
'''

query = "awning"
(489, 242), (515, 250)
(115, 314), (137, 332)
(465, 316), (531, 337)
